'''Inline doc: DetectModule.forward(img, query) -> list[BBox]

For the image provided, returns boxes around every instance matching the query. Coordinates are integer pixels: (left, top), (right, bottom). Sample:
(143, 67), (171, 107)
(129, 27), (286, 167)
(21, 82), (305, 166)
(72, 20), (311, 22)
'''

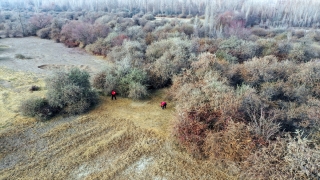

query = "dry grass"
(0, 69), (236, 179)
(0, 67), (46, 127)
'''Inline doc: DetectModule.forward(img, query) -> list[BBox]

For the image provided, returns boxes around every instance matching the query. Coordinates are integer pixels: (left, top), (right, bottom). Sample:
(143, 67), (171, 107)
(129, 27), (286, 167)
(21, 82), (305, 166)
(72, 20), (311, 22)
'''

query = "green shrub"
(46, 68), (98, 115)
(20, 97), (56, 121)
(128, 82), (149, 100)
(118, 68), (148, 97)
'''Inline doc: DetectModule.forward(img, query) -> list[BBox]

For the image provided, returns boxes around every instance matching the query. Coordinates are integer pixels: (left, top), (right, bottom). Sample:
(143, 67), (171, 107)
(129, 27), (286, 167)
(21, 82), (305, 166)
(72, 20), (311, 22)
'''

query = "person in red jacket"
(111, 90), (117, 100)
(160, 101), (167, 109)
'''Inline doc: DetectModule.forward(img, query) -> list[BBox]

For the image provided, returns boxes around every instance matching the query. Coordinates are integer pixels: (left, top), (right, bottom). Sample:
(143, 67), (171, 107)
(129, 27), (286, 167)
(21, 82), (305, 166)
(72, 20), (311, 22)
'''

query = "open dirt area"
(0, 37), (108, 75)
(0, 37), (235, 179)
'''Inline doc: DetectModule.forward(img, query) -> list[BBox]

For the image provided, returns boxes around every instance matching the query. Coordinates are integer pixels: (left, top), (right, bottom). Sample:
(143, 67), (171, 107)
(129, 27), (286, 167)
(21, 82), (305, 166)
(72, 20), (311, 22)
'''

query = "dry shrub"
(29, 13), (52, 30)
(63, 39), (80, 48)
(128, 82), (149, 100)
(241, 131), (320, 180)
(312, 31), (320, 42)
(251, 27), (269, 37)
(171, 59), (245, 158)
(235, 56), (296, 87)
(85, 38), (107, 56)
(190, 52), (229, 76)
(145, 37), (193, 88)
(92, 71), (106, 90)
(288, 43), (308, 63)
(20, 97), (57, 121)
(177, 23), (194, 37)
(29, 85), (40, 92)
(50, 28), (61, 42)
(204, 121), (256, 162)
(240, 137), (289, 179)
(173, 105), (222, 158)
(256, 39), (278, 57)
(15, 54), (32, 59)
(216, 36), (258, 63)
(293, 30), (305, 38)
(143, 22), (155, 33)
(36, 27), (51, 39)
(145, 32), (155, 45)
(288, 60), (320, 95)
(108, 40), (145, 68)
(284, 99), (320, 133)
(247, 108), (281, 141)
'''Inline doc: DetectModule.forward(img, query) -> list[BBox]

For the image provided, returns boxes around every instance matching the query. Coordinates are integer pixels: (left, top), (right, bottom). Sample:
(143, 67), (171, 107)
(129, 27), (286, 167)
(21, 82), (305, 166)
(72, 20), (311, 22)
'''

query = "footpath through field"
(92, 89), (174, 137)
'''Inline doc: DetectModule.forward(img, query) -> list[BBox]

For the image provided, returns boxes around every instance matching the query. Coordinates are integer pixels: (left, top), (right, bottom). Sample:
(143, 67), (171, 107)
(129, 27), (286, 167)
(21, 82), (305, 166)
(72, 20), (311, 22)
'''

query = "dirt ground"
(0, 37), (108, 75)
(0, 37), (236, 179)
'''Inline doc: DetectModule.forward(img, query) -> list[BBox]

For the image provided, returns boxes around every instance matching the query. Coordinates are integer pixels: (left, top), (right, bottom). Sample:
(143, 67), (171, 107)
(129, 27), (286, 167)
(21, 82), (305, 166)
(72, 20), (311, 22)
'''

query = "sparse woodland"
(1, 0), (320, 179)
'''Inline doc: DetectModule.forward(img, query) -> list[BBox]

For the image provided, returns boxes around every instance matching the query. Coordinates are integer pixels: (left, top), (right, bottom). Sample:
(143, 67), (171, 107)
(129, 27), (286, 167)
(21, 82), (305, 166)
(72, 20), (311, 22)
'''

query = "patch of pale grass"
(0, 67), (46, 128)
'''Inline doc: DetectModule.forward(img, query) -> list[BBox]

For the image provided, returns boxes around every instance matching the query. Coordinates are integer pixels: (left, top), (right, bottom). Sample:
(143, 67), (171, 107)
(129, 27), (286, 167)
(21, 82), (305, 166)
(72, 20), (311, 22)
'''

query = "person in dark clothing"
(160, 101), (167, 109)
(111, 90), (117, 100)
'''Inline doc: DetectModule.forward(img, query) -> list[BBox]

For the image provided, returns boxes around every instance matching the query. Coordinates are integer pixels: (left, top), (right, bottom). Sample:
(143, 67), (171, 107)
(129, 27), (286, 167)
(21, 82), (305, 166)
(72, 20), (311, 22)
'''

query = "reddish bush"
(64, 40), (80, 48)
(60, 21), (96, 47)
(112, 34), (129, 47)
(173, 105), (222, 157)
(29, 13), (53, 30)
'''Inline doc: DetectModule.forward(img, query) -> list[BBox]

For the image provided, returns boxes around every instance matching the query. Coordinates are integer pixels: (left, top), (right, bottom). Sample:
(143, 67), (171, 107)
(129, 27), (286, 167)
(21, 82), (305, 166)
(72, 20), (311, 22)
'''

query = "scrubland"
(1, 0), (320, 179)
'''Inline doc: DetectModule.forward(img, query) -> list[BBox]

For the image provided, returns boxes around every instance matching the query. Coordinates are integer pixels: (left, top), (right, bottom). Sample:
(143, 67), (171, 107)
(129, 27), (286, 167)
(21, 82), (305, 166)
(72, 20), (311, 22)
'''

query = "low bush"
(20, 97), (57, 121)
(250, 27), (269, 37)
(142, 13), (155, 21)
(288, 43), (308, 63)
(293, 30), (305, 38)
(36, 27), (51, 39)
(15, 54), (31, 59)
(29, 85), (40, 92)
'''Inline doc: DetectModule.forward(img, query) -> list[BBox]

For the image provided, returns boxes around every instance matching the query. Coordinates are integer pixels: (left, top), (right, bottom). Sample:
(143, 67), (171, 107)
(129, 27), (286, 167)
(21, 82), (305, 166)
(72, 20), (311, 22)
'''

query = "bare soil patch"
(0, 37), (109, 75)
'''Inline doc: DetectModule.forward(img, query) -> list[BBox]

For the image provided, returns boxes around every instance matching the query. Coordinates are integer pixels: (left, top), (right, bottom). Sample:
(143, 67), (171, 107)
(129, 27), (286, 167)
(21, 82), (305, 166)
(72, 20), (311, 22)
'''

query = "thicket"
(169, 53), (320, 178)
